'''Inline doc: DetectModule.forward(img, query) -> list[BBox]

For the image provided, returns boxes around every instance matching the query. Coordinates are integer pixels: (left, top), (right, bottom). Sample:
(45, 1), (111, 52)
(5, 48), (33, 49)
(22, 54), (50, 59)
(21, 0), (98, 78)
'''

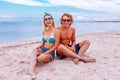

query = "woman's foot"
(31, 74), (36, 80)
(32, 77), (36, 80)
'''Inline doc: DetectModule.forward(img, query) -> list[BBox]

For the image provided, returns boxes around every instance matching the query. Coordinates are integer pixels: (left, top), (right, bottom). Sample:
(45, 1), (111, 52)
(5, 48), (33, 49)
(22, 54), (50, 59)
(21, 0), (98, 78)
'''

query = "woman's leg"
(30, 49), (38, 79)
(37, 53), (51, 63)
(30, 47), (43, 79)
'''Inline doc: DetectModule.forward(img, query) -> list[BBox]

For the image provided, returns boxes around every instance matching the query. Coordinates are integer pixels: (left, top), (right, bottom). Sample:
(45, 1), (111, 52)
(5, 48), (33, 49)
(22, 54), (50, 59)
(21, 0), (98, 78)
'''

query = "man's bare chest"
(60, 30), (73, 40)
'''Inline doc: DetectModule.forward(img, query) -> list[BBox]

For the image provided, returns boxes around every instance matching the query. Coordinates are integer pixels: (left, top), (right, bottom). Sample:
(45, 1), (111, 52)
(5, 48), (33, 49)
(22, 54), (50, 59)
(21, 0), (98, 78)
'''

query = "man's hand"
(70, 47), (75, 52)
(65, 45), (75, 52)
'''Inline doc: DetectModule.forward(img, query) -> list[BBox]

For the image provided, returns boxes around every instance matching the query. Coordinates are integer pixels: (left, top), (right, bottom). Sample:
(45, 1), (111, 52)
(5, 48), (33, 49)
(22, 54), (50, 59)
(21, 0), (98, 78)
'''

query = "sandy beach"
(0, 30), (120, 80)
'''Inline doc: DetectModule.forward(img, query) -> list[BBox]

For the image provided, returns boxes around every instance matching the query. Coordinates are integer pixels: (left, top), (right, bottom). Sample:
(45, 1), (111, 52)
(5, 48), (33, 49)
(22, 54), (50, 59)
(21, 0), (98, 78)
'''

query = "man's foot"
(73, 59), (79, 64)
(80, 57), (96, 63)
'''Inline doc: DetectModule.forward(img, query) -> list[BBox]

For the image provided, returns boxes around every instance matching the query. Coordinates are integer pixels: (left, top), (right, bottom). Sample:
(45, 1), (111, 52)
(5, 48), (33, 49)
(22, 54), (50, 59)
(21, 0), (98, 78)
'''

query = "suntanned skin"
(30, 15), (60, 80)
(57, 14), (96, 64)
(58, 26), (76, 52)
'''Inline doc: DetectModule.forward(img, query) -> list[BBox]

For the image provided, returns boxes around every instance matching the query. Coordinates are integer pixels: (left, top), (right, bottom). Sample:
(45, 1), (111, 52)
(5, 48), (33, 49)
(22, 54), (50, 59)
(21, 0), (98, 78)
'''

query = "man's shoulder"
(56, 26), (61, 29)
(55, 27), (61, 33)
(70, 27), (75, 31)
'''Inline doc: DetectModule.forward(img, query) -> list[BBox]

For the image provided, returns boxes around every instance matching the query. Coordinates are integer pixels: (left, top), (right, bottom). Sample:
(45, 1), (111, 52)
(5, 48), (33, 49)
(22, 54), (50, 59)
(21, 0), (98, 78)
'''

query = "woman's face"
(62, 16), (71, 27)
(44, 15), (53, 26)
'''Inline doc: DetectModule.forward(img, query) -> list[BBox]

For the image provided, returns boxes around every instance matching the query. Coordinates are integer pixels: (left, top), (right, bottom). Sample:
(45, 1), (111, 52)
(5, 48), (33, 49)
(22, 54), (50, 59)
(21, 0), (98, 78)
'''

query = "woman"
(57, 13), (96, 64)
(30, 13), (60, 79)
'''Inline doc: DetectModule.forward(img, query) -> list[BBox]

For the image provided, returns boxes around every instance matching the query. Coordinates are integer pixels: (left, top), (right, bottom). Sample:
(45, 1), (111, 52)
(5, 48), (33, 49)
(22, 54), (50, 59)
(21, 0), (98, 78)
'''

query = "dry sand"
(0, 31), (120, 80)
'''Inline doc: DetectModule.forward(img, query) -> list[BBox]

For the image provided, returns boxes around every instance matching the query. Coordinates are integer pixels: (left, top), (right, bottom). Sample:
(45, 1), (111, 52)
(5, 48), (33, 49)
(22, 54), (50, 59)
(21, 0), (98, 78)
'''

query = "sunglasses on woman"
(44, 17), (53, 21)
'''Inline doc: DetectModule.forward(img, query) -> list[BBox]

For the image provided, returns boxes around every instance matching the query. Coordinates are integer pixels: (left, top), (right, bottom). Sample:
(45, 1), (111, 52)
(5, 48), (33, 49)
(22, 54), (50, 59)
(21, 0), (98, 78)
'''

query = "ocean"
(0, 20), (120, 43)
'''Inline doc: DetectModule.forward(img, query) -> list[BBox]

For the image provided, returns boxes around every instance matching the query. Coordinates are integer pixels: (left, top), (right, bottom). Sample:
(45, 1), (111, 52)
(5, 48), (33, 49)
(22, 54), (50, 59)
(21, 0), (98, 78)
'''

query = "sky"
(0, 0), (120, 21)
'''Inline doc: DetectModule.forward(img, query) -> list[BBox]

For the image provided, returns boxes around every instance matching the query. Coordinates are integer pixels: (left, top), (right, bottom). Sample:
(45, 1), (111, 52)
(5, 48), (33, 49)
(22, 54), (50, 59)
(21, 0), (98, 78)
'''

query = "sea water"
(0, 20), (120, 43)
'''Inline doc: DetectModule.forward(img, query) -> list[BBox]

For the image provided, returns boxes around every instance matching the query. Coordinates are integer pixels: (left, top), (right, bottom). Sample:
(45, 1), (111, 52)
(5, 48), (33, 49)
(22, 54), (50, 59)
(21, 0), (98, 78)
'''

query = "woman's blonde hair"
(43, 14), (55, 32)
(60, 13), (73, 26)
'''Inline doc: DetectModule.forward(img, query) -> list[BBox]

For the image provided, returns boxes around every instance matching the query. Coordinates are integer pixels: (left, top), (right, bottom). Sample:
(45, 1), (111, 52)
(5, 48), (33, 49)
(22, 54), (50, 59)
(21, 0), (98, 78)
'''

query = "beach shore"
(0, 31), (120, 80)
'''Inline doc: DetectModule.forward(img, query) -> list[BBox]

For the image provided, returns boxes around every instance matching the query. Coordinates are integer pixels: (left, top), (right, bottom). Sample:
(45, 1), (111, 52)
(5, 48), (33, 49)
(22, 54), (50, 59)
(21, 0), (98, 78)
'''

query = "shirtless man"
(57, 13), (96, 64)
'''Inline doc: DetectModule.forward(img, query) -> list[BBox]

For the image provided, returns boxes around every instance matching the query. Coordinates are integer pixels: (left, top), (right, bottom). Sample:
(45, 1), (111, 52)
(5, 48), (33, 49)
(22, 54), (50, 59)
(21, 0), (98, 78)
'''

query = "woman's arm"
(36, 32), (45, 49)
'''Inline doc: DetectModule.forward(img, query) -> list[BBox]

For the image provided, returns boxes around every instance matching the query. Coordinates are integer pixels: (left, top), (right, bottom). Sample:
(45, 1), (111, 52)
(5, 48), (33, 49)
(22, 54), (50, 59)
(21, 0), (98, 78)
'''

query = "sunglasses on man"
(62, 19), (71, 22)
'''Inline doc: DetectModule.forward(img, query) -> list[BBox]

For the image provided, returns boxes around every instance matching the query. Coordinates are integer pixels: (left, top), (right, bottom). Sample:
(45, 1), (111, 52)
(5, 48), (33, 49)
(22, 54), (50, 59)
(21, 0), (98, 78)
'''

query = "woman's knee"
(37, 54), (51, 63)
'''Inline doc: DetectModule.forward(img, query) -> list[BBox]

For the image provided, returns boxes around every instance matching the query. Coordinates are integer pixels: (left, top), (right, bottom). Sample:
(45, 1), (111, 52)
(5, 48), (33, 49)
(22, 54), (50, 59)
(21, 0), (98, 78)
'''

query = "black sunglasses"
(44, 17), (53, 21)
(62, 19), (71, 22)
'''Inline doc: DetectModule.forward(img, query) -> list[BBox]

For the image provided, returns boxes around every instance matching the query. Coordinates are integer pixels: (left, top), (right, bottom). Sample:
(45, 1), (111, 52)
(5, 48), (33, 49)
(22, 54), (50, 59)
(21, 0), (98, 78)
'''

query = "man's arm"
(71, 28), (76, 52)
(66, 27), (76, 52)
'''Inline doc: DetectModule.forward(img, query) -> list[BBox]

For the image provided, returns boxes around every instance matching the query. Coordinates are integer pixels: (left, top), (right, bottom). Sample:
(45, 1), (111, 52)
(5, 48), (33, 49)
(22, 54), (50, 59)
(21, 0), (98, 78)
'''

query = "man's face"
(62, 16), (71, 27)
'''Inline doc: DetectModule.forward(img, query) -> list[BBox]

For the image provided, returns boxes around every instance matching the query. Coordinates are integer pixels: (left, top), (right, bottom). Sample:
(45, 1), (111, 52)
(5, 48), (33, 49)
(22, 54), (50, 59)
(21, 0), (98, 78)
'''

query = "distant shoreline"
(0, 20), (120, 22)
(75, 21), (120, 22)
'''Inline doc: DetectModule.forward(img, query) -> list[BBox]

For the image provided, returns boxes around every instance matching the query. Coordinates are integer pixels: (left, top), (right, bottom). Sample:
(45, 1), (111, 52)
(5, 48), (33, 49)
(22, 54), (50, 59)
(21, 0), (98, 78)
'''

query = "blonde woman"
(30, 13), (60, 79)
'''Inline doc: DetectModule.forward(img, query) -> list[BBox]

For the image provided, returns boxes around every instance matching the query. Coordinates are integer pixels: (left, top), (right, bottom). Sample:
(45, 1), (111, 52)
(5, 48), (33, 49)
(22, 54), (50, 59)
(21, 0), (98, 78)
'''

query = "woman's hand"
(36, 47), (42, 56)
(36, 46), (41, 49)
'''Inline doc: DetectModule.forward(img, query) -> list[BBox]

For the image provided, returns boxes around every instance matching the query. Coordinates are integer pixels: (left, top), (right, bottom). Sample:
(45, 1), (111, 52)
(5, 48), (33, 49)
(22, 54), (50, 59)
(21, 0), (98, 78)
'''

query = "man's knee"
(85, 40), (90, 45)
(57, 44), (65, 51)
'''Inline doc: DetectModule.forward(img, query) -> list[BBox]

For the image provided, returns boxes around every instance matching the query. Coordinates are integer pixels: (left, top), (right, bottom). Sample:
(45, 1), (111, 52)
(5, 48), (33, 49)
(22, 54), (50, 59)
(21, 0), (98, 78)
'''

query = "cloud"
(2, 0), (120, 13)
(77, 16), (84, 19)
(48, 0), (120, 13)
(2, 0), (43, 6)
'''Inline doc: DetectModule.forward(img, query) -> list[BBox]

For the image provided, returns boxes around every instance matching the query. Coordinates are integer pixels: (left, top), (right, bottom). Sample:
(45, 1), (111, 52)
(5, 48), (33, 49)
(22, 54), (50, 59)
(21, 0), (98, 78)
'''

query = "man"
(57, 13), (96, 64)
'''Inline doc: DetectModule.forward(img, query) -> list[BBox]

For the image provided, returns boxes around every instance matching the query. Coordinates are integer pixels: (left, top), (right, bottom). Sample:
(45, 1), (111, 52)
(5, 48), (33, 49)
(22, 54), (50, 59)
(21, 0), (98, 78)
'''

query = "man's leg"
(57, 44), (96, 63)
(78, 40), (90, 56)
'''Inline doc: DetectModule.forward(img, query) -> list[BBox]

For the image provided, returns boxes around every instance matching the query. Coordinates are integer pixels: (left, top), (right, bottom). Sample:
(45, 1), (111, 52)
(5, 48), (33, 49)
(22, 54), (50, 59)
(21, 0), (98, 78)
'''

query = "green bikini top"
(42, 30), (55, 43)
